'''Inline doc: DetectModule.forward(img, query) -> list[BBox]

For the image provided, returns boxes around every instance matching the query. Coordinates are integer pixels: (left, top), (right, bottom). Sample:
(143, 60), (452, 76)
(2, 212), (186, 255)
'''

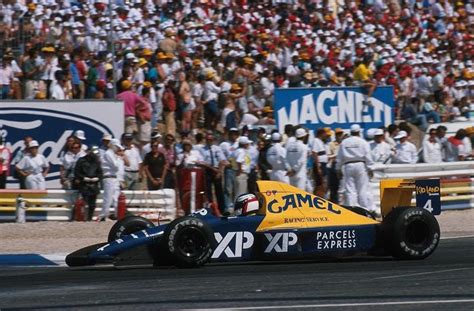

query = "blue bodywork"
(85, 208), (378, 264)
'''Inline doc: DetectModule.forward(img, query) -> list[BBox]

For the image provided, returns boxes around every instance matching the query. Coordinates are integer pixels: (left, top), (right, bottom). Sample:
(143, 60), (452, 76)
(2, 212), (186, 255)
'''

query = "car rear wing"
(380, 178), (441, 218)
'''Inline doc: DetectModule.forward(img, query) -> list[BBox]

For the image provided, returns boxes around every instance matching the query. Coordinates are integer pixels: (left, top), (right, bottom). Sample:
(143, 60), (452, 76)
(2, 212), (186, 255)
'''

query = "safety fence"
(371, 161), (474, 211)
(0, 189), (176, 222)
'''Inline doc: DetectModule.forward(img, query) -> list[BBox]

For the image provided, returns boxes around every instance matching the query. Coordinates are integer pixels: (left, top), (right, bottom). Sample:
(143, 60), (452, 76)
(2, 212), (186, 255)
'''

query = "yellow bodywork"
(255, 181), (378, 232)
(379, 179), (415, 217)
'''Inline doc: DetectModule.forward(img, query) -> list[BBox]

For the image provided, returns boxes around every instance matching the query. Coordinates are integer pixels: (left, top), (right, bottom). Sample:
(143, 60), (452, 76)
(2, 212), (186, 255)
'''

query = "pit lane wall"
(274, 86), (395, 133)
(0, 100), (124, 188)
(0, 189), (176, 221)
(370, 162), (474, 211)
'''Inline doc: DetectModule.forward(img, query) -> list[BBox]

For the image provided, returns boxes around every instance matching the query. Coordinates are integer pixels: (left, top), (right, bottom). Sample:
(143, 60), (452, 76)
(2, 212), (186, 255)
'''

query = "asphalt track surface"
(0, 237), (473, 311)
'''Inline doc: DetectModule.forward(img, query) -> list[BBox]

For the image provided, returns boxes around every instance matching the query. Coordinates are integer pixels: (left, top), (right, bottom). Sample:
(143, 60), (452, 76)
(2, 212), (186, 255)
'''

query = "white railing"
(371, 162), (474, 211)
(0, 189), (176, 222)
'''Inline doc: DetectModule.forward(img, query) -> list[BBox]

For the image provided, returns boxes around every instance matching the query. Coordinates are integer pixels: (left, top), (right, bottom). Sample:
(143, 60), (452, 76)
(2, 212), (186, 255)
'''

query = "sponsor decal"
(212, 231), (254, 258)
(284, 216), (328, 224)
(274, 87), (394, 133)
(267, 193), (341, 215)
(415, 179), (441, 215)
(316, 230), (357, 250)
(0, 101), (123, 187)
(264, 232), (297, 253)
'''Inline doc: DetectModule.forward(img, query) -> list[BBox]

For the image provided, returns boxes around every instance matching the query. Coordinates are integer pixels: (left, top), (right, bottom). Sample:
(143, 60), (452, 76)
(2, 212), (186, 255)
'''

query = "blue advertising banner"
(0, 101), (124, 188)
(274, 86), (394, 133)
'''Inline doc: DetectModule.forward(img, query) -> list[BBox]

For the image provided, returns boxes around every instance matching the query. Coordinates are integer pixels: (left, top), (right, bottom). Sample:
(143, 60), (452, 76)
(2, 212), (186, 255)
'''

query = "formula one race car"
(66, 179), (441, 268)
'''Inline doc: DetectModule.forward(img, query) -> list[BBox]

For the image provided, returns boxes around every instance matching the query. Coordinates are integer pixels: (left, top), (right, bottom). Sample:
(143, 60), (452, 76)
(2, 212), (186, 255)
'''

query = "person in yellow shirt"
(353, 56), (377, 105)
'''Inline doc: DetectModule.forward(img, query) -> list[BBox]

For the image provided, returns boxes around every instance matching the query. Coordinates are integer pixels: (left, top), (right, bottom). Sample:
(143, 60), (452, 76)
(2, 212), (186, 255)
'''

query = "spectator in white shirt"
(177, 139), (203, 167)
(370, 129), (393, 163)
(122, 133), (142, 190)
(203, 71), (221, 130)
(60, 140), (86, 189)
(51, 72), (70, 100)
(0, 56), (14, 99)
(423, 128), (443, 163)
(15, 140), (50, 190)
(393, 131), (418, 164)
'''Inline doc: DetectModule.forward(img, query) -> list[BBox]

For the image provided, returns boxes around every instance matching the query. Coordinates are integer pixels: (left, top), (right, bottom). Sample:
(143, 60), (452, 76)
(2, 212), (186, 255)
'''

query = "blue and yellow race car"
(66, 179), (441, 268)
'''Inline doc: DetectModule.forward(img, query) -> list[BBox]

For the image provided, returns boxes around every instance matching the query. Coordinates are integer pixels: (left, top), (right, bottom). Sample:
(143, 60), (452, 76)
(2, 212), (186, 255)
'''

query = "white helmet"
(234, 193), (259, 216)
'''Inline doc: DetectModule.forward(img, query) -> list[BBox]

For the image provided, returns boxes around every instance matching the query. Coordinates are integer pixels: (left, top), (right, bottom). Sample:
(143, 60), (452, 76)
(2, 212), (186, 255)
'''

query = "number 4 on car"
(66, 179), (441, 268)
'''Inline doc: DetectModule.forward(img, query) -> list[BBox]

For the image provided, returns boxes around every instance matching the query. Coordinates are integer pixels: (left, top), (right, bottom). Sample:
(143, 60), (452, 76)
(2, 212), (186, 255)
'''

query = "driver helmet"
(234, 193), (259, 216)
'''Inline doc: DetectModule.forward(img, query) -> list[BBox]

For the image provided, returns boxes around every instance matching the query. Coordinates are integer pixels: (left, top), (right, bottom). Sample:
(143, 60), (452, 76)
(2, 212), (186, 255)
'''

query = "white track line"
(194, 299), (474, 310)
(373, 267), (472, 280)
(441, 235), (474, 240)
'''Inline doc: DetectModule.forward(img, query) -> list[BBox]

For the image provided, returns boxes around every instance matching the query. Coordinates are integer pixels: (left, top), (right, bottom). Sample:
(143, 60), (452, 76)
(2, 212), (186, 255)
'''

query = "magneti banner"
(274, 86), (394, 133)
(0, 101), (124, 188)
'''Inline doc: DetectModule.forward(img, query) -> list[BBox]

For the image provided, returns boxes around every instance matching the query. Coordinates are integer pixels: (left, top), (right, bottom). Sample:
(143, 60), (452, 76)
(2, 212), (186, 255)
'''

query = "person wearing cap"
(286, 128), (309, 190)
(392, 130), (419, 164)
(0, 136), (11, 189)
(336, 124), (377, 216)
(100, 138), (125, 220)
(370, 128), (393, 164)
(266, 132), (291, 184)
(60, 140), (86, 190)
(312, 128), (331, 198)
(422, 128), (443, 163)
(122, 133), (142, 190)
(117, 79), (150, 136)
(15, 140), (49, 190)
(326, 128), (345, 203)
(256, 106), (276, 126)
(219, 128), (240, 210)
(198, 133), (227, 213)
(203, 71), (221, 130)
(235, 136), (253, 196)
(73, 130), (87, 143)
(99, 133), (113, 158)
(74, 146), (103, 220)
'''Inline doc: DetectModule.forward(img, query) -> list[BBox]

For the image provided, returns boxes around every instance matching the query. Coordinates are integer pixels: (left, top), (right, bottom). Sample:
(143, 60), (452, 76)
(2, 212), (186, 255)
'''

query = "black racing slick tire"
(382, 207), (440, 260)
(107, 216), (155, 243)
(159, 216), (215, 268)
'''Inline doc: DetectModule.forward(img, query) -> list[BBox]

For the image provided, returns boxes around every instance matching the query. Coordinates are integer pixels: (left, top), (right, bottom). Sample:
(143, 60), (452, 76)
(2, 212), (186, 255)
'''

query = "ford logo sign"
(0, 107), (115, 186)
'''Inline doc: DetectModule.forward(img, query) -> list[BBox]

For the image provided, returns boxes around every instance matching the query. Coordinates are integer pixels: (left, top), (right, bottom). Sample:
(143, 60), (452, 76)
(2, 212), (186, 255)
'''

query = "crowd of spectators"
(0, 0), (473, 137)
(1, 0), (474, 214)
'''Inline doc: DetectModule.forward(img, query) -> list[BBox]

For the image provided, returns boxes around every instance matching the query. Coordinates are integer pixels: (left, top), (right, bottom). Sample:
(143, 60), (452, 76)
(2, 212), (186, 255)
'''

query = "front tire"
(382, 207), (440, 260)
(159, 216), (215, 268)
(108, 216), (155, 243)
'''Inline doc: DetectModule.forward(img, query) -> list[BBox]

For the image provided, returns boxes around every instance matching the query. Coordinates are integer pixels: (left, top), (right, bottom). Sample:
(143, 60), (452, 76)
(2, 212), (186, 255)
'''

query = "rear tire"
(108, 216), (155, 243)
(382, 207), (440, 259)
(158, 216), (215, 268)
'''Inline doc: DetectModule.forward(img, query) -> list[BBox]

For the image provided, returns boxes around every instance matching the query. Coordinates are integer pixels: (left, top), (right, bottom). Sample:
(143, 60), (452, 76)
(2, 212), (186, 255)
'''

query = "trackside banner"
(0, 101), (124, 188)
(274, 86), (394, 133)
